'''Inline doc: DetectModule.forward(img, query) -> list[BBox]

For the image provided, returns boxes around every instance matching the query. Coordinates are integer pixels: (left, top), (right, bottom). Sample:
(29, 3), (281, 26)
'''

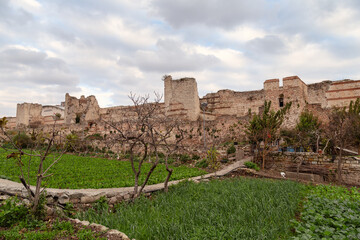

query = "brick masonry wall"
(269, 152), (360, 185)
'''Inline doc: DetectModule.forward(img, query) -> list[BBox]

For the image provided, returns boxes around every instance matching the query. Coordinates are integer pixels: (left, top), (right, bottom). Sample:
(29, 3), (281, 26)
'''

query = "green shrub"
(220, 158), (228, 163)
(195, 159), (208, 168)
(12, 132), (32, 148)
(179, 154), (191, 163)
(207, 147), (219, 170)
(0, 197), (29, 227)
(244, 161), (260, 171)
(93, 196), (109, 212)
(227, 144), (236, 155)
(53, 219), (74, 233)
(192, 154), (200, 160)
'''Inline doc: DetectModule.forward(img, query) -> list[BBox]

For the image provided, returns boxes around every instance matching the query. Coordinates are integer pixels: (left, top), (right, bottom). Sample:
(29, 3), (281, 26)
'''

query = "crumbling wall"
(164, 76), (200, 121)
(307, 81), (331, 108)
(16, 103), (42, 126)
(64, 94), (100, 124)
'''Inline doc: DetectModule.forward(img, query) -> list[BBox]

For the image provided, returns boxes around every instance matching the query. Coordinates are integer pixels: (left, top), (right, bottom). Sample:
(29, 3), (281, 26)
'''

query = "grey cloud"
(246, 35), (287, 56)
(0, 0), (33, 26)
(0, 47), (78, 86)
(151, 0), (268, 29)
(118, 39), (220, 72)
(324, 38), (360, 59)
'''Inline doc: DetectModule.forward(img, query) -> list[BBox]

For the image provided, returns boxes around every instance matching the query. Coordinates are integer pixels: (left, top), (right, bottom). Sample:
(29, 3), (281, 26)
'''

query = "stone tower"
(164, 75), (200, 121)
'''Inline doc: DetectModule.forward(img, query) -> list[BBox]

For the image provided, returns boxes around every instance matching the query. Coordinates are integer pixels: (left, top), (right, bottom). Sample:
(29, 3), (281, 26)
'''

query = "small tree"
(246, 101), (291, 169)
(0, 116), (66, 216)
(296, 110), (322, 152)
(104, 93), (185, 197)
(327, 98), (360, 182)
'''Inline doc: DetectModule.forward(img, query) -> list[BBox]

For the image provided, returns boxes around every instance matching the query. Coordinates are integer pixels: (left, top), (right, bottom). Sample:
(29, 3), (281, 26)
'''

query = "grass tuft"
(77, 178), (304, 239)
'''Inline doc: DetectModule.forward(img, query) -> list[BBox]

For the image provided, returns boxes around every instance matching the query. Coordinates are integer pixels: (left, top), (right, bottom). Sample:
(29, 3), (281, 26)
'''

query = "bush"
(13, 132), (32, 148)
(227, 144), (236, 155)
(0, 197), (29, 227)
(244, 161), (260, 171)
(192, 154), (200, 160)
(207, 147), (219, 170)
(179, 154), (191, 163)
(195, 159), (208, 168)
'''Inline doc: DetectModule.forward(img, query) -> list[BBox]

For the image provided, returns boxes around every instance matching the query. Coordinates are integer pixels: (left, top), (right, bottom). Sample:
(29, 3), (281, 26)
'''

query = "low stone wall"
(268, 152), (360, 185)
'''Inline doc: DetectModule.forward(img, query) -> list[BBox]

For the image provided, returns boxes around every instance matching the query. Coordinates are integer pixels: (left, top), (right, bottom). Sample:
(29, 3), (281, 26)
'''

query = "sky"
(1, 0), (360, 117)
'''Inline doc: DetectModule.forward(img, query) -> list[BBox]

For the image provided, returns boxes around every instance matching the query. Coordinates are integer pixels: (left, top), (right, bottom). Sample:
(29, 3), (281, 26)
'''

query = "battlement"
(5, 75), (360, 129)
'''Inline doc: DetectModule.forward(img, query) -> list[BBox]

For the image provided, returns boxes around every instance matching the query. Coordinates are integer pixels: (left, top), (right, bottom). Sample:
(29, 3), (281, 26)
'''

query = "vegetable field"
(291, 184), (360, 239)
(77, 178), (304, 239)
(0, 149), (206, 189)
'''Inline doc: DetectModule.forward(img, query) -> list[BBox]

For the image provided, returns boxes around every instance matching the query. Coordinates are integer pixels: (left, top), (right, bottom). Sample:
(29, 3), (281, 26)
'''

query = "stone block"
(80, 196), (96, 204)
(90, 223), (109, 232)
(80, 220), (90, 226)
(58, 194), (69, 205)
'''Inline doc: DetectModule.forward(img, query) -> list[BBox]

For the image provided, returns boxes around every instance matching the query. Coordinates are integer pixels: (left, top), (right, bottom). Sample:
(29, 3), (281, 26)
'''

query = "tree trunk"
(296, 156), (304, 182)
(262, 138), (267, 170)
(164, 156), (173, 192)
(137, 164), (157, 197)
(337, 146), (343, 183)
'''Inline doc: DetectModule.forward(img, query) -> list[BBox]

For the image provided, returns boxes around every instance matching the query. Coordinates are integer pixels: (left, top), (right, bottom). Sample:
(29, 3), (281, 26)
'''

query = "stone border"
(67, 218), (131, 240)
(0, 157), (248, 206)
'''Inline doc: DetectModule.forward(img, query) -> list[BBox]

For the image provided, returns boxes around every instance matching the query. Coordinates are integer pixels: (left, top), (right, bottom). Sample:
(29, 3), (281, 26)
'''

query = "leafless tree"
(0, 116), (67, 215)
(104, 92), (188, 197)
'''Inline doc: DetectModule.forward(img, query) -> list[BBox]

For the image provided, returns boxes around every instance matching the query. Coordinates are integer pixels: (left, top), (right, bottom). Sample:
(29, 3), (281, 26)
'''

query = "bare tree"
(327, 99), (360, 183)
(104, 92), (188, 197)
(0, 116), (67, 215)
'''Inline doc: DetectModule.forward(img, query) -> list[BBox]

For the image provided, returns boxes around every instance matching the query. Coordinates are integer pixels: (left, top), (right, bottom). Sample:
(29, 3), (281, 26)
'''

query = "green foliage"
(246, 100), (291, 169)
(246, 100), (291, 145)
(206, 146), (219, 170)
(0, 197), (29, 227)
(179, 154), (191, 163)
(63, 202), (76, 217)
(294, 110), (322, 151)
(86, 133), (103, 141)
(291, 185), (360, 239)
(77, 178), (304, 240)
(0, 149), (206, 189)
(296, 110), (321, 133)
(226, 143), (236, 155)
(191, 154), (200, 160)
(53, 219), (74, 233)
(93, 196), (109, 212)
(0, 218), (105, 240)
(65, 133), (80, 152)
(195, 159), (208, 168)
(0, 117), (8, 127)
(12, 132), (32, 148)
(244, 161), (260, 171)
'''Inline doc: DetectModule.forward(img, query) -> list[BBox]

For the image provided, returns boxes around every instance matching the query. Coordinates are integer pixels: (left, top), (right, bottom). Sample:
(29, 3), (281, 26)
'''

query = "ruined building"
(5, 75), (360, 129)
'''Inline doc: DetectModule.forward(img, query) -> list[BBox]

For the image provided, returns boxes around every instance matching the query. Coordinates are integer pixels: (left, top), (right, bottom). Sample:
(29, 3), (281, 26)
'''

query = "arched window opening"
(279, 94), (284, 108)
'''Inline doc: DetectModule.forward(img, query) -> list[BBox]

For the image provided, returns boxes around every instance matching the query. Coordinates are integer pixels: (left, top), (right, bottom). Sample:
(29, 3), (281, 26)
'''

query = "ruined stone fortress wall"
(6, 75), (360, 130)
(164, 76), (200, 121)
(15, 103), (65, 127)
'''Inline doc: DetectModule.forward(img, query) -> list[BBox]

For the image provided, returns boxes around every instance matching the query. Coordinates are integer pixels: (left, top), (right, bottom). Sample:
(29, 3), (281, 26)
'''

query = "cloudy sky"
(1, 0), (360, 116)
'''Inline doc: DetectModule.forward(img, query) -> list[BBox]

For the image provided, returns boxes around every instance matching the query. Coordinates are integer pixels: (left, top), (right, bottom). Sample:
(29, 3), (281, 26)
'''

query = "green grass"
(0, 149), (206, 189)
(0, 218), (106, 240)
(77, 178), (305, 240)
(291, 184), (360, 239)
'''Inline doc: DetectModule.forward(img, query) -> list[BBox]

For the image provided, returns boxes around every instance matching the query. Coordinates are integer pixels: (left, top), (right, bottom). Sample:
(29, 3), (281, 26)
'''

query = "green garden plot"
(0, 149), (206, 189)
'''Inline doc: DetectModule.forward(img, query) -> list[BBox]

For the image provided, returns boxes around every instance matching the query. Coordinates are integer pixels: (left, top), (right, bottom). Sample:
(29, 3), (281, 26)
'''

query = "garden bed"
(0, 149), (206, 189)
(76, 178), (304, 239)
